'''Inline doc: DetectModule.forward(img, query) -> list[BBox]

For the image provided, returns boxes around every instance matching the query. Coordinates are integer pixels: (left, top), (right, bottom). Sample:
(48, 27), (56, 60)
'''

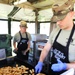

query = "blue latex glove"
(51, 59), (67, 72)
(35, 61), (43, 73)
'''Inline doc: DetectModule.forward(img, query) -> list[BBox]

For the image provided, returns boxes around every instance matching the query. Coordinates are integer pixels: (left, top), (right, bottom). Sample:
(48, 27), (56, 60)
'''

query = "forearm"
(67, 62), (75, 70)
(13, 42), (17, 49)
(39, 42), (52, 62)
(39, 49), (49, 62)
(26, 41), (31, 52)
(27, 41), (30, 49)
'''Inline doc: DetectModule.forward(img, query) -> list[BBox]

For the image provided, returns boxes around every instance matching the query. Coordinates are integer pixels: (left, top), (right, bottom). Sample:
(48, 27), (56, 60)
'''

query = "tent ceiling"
(0, 3), (36, 21)
(0, 4), (14, 19)
(0, 0), (55, 21)
(0, 0), (14, 4)
(0, 0), (75, 21)
(0, 0), (55, 9)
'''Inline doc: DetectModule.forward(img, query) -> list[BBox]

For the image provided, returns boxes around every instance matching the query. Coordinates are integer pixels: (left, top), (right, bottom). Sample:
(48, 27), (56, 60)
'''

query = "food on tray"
(0, 64), (46, 75)
(0, 64), (34, 75)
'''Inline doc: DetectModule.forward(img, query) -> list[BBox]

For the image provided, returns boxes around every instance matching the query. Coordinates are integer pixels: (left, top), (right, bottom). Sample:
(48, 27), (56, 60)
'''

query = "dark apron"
(17, 31), (29, 60)
(48, 25), (75, 75)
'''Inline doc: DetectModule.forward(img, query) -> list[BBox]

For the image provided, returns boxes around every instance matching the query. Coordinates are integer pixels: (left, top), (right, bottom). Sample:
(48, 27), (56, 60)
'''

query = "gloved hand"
(35, 61), (43, 73)
(51, 59), (67, 72)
